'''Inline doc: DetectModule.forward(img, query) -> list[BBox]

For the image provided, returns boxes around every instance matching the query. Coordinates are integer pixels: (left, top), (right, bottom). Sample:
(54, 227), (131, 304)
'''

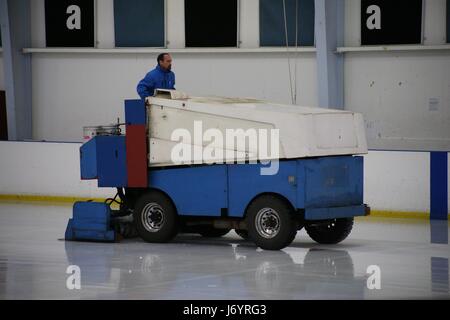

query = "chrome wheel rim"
(141, 202), (165, 232)
(255, 208), (281, 239)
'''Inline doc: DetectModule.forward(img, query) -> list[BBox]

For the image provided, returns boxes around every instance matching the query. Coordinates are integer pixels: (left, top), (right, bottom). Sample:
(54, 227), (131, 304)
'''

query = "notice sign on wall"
(45, 0), (94, 47)
(361, 0), (423, 45)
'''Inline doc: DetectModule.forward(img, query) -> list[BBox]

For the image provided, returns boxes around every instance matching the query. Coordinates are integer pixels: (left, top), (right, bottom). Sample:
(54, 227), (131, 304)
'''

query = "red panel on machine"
(126, 125), (148, 187)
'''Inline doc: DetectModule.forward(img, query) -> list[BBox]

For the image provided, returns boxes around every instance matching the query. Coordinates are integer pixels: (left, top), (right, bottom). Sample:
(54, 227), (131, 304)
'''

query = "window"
(260, 0), (315, 47)
(114, 0), (165, 47)
(185, 0), (238, 47)
(447, 0), (450, 43)
(361, 0), (423, 45)
(0, 91), (6, 140)
(45, 0), (95, 47)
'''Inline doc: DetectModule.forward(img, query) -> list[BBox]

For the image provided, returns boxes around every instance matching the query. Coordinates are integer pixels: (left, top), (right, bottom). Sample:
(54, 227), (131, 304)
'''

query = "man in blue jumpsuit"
(137, 53), (175, 100)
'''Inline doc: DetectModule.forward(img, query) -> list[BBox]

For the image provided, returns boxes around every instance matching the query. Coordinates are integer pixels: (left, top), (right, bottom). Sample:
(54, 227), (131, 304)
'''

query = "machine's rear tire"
(197, 226), (231, 238)
(246, 195), (297, 250)
(134, 190), (178, 243)
(305, 218), (354, 244)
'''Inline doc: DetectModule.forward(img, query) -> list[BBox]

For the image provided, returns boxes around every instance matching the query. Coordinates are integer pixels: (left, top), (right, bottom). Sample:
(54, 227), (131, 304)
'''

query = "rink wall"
(0, 141), (449, 218)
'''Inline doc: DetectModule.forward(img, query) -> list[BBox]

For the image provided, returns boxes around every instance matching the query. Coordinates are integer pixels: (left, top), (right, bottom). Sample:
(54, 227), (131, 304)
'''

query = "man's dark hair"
(157, 53), (169, 66)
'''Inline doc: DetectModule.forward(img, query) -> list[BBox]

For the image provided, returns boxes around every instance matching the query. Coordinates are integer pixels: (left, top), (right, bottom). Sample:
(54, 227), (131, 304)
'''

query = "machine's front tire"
(134, 191), (178, 243)
(246, 195), (297, 250)
(305, 218), (354, 244)
(235, 229), (249, 240)
(197, 226), (231, 238)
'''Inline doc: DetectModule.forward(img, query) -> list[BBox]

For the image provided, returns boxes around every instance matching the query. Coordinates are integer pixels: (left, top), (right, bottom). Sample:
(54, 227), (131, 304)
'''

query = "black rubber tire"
(305, 218), (354, 244)
(246, 195), (297, 250)
(197, 226), (231, 238)
(119, 221), (139, 239)
(235, 229), (249, 240)
(133, 190), (178, 243)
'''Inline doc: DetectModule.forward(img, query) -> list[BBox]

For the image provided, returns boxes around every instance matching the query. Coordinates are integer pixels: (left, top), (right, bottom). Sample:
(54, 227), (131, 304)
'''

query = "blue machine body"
(148, 156), (365, 219)
(124, 99), (147, 125)
(80, 135), (127, 187)
(68, 99), (368, 242)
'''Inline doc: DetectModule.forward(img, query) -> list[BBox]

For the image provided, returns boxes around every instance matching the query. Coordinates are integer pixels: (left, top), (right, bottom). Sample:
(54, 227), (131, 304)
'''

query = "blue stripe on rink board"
(430, 152), (448, 220)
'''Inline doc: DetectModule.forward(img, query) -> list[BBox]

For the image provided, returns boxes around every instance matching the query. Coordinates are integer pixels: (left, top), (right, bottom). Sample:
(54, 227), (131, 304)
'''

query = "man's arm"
(137, 73), (155, 100)
(171, 73), (176, 90)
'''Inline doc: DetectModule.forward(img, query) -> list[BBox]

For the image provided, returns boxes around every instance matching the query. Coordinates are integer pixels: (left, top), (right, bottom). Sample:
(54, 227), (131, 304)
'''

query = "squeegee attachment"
(65, 201), (116, 242)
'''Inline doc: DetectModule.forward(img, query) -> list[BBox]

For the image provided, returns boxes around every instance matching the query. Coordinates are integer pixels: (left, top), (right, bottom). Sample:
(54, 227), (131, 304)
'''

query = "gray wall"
(6, 0), (449, 151)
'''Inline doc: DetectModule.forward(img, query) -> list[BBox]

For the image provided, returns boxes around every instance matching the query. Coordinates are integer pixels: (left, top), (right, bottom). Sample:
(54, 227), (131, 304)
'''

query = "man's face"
(160, 54), (172, 71)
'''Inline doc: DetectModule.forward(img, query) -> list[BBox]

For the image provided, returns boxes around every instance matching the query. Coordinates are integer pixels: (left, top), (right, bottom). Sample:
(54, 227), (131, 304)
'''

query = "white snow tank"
(145, 89), (368, 167)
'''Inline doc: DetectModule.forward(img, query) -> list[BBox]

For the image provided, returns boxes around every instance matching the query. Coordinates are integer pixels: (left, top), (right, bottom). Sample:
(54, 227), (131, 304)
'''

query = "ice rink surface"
(0, 202), (448, 300)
